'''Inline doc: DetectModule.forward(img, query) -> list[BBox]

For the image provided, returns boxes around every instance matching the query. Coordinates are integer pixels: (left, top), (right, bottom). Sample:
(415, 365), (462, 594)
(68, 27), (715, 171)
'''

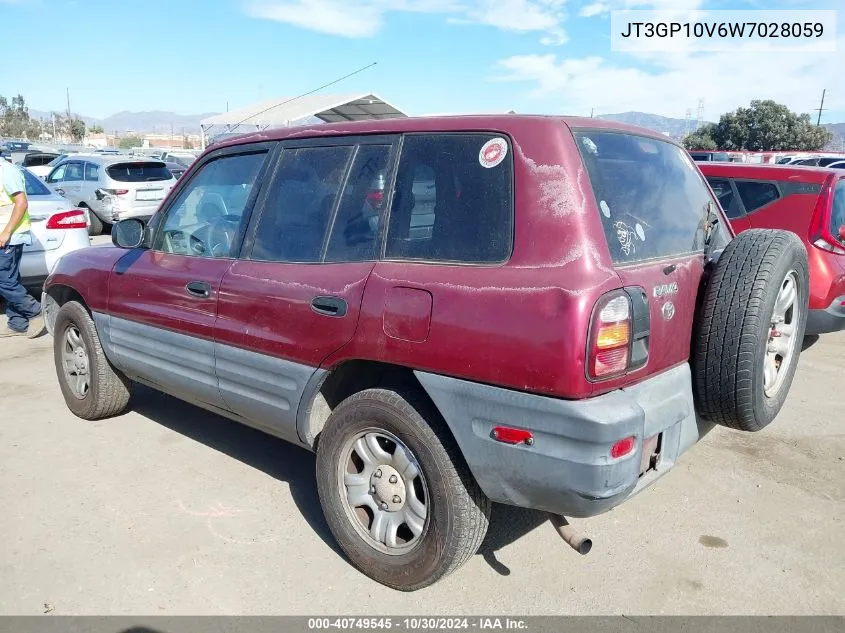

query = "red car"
(43, 116), (808, 590)
(699, 163), (845, 334)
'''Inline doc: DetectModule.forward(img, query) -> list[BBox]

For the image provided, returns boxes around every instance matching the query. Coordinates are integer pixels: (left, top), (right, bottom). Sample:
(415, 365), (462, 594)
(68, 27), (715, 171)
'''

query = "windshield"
(23, 168), (52, 196)
(575, 130), (716, 264)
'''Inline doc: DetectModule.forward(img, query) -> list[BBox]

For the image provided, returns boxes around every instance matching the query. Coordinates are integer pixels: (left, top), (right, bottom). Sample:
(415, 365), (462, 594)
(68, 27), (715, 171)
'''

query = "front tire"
(53, 301), (130, 420)
(315, 388), (490, 591)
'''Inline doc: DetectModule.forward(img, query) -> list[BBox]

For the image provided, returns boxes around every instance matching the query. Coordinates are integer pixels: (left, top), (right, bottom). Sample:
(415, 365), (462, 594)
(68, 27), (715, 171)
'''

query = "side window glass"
(735, 181), (780, 213)
(251, 146), (353, 263)
(48, 164), (66, 183)
(325, 144), (393, 262)
(831, 180), (845, 239)
(64, 162), (84, 182)
(706, 177), (742, 219)
(154, 151), (267, 258)
(385, 134), (514, 263)
(85, 162), (99, 181)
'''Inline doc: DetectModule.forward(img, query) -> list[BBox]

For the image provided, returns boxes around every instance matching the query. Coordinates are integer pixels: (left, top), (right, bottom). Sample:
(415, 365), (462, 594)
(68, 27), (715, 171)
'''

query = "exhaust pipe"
(549, 514), (592, 555)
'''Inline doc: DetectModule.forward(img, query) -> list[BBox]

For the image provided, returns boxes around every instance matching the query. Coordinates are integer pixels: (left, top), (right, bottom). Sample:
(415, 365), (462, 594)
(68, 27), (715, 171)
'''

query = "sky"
(2, 0), (844, 123)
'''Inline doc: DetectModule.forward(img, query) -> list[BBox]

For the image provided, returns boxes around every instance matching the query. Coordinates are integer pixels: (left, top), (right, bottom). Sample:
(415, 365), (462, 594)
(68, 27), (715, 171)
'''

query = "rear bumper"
(806, 297), (845, 335)
(21, 232), (92, 291)
(415, 363), (712, 518)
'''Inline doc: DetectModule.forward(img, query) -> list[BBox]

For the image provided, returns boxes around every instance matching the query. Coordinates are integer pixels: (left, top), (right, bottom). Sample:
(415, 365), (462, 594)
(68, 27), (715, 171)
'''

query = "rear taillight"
(588, 294), (632, 379)
(46, 209), (87, 230)
(587, 289), (650, 381)
(809, 179), (845, 255)
(102, 189), (129, 196)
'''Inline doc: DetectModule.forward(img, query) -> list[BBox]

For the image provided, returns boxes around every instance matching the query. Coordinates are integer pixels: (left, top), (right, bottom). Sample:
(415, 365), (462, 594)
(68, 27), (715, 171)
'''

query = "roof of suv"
(211, 114), (679, 151)
(699, 162), (841, 183)
(59, 154), (166, 167)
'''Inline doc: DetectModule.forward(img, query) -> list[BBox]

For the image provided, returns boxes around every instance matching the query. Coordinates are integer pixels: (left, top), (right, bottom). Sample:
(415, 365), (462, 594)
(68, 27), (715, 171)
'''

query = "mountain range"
(598, 111), (845, 150)
(28, 109), (218, 135)
(24, 108), (845, 148)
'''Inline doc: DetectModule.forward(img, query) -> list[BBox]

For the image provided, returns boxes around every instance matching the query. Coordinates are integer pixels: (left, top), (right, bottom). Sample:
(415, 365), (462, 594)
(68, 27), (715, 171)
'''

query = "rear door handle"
(185, 281), (212, 299)
(311, 296), (348, 317)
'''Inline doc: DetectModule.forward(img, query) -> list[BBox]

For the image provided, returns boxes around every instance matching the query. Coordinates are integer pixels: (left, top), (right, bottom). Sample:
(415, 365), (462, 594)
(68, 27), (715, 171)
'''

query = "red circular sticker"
(479, 138), (508, 168)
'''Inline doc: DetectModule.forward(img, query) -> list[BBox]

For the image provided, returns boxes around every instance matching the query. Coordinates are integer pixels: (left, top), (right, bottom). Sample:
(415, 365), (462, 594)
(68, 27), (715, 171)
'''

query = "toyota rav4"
(43, 116), (809, 591)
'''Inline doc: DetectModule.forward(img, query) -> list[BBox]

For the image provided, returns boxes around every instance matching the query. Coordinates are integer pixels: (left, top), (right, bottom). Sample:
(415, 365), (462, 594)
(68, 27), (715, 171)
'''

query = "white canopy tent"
(199, 92), (407, 148)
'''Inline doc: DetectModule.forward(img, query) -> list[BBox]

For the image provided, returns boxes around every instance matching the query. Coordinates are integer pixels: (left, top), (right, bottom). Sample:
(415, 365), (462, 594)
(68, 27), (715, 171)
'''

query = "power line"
(227, 62), (378, 132)
(816, 89), (827, 125)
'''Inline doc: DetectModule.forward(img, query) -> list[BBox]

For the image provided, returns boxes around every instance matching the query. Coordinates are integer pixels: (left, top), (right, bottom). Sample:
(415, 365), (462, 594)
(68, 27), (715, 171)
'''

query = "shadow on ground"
(128, 384), (546, 577)
(129, 384), (342, 558)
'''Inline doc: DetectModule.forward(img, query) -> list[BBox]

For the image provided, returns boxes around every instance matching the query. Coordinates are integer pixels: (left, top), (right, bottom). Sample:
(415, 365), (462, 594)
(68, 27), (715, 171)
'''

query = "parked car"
(19, 168), (91, 292)
(16, 151), (60, 171)
(45, 155), (177, 235)
(164, 161), (188, 180)
(790, 156), (845, 167)
(689, 150), (731, 162)
(43, 115), (809, 591)
(700, 163), (845, 334)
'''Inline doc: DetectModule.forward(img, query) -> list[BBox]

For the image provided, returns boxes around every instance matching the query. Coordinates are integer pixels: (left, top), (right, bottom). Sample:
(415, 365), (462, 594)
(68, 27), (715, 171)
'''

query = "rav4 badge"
(653, 282), (679, 298)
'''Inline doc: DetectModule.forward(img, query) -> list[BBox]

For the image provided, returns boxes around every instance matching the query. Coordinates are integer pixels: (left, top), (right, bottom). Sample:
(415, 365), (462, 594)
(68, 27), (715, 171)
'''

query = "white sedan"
(19, 168), (92, 292)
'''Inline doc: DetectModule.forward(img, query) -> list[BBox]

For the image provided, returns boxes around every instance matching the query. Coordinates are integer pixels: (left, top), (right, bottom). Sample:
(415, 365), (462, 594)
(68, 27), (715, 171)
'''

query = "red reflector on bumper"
(611, 436), (636, 459)
(492, 426), (534, 445)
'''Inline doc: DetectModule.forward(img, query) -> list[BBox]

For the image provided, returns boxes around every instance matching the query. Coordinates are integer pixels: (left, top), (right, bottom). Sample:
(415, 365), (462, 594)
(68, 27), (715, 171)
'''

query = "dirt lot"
(0, 331), (843, 615)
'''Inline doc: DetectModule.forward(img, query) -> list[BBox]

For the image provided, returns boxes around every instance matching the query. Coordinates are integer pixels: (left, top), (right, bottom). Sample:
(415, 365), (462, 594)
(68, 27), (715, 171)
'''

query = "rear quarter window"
(832, 179), (845, 236)
(575, 130), (714, 264)
(107, 162), (172, 182)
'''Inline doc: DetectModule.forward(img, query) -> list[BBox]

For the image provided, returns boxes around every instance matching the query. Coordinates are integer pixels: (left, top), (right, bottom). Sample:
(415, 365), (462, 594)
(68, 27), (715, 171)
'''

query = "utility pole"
(66, 87), (71, 117)
(816, 89), (827, 125)
(590, 108), (594, 118)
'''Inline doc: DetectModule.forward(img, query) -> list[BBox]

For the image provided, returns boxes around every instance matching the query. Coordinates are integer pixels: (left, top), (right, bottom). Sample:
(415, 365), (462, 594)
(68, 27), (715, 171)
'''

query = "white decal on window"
(600, 200), (611, 218)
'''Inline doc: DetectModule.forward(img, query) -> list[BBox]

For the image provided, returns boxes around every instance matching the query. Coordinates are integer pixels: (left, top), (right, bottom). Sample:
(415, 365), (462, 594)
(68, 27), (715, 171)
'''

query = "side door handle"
(311, 295), (348, 317)
(185, 281), (212, 299)
(55, 188), (64, 195)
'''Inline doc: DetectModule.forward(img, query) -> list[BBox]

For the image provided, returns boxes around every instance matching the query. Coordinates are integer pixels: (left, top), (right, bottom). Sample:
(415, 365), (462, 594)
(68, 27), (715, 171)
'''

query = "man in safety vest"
(0, 159), (45, 337)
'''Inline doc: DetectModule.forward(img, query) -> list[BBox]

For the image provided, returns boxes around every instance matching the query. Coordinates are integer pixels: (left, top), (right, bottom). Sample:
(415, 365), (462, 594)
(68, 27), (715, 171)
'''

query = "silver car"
(45, 154), (176, 235)
(19, 168), (91, 291)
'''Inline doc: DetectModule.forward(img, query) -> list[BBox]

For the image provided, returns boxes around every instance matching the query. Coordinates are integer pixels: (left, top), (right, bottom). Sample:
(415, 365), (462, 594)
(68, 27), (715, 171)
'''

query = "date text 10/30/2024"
(308, 618), (529, 630)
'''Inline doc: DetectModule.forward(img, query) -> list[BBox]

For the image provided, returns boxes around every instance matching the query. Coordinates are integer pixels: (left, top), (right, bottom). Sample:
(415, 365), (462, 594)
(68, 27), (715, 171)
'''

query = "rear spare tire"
(693, 229), (808, 432)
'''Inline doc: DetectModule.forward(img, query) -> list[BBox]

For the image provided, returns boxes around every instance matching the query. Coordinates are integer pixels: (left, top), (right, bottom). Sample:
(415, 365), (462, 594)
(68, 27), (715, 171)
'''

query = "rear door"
(106, 144), (273, 411)
(213, 136), (398, 442)
(573, 130), (727, 375)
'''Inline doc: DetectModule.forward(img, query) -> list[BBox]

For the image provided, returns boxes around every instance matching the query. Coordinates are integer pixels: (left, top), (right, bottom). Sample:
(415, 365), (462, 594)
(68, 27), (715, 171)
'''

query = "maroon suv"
(43, 116), (809, 591)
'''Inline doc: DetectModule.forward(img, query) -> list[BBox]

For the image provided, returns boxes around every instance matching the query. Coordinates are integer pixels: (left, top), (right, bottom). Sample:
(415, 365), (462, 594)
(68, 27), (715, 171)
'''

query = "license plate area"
(639, 433), (662, 476)
(135, 189), (163, 201)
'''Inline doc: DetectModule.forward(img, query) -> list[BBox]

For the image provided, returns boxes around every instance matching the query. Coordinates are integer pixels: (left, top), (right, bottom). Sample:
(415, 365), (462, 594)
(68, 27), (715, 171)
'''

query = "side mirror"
(838, 226), (845, 242)
(112, 219), (146, 249)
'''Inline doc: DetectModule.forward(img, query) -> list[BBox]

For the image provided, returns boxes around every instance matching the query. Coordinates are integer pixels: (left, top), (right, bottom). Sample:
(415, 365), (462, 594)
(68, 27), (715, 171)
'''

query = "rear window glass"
(106, 162), (172, 182)
(23, 169), (50, 196)
(575, 131), (714, 264)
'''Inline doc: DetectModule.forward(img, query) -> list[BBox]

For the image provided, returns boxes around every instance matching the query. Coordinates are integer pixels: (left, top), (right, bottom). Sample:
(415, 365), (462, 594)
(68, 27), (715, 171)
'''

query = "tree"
(0, 93), (42, 140)
(68, 117), (86, 142)
(119, 135), (144, 150)
(89, 123), (104, 134)
(683, 123), (718, 150)
(682, 99), (832, 152)
(182, 135), (194, 150)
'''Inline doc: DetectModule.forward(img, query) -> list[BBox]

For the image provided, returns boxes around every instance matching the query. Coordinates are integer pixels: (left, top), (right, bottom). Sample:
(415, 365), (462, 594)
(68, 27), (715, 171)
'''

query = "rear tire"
(692, 229), (809, 432)
(315, 387), (490, 591)
(53, 301), (130, 420)
(84, 206), (103, 236)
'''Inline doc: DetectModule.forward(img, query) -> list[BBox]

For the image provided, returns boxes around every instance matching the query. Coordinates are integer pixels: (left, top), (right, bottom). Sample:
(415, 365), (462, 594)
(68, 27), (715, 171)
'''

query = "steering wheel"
(207, 214), (241, 258)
